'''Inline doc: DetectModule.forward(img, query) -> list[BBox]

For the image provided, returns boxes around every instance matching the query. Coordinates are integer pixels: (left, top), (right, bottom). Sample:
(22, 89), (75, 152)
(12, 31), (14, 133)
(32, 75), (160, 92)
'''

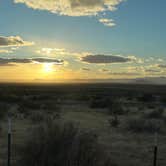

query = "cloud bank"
(14, 0), (123, 16)
(81, 54), (133, 64)
(0, 36), (34, 47)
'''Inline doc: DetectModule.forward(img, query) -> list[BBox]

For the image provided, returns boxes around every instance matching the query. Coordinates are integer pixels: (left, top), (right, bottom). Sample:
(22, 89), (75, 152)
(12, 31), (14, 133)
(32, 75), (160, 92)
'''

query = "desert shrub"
(18, 104), (30, 118)
(147, 105), (156, 109)
(144, 108), (164, 119)
(89, 97), (110, 109)
(0, 94), (21, 103)
(161, 96), (166, 104)
(108, 100), (126, 115)
(18, 100), (42, 118)
(108, 115), (119, 128)
(29, 111), (45, 124)
(0, 103), (9, 120)
(41, 101), (60, 114)
(127, 118), (145, 132)
(138, 93), (155, 103)
(52, 112), (61, 119)
(143, 119), (163, 133)
(17, 121), (111, 166)
(22, 100), (40, 110)
(127, 117), (163, 133)
(0, 124), (3, 136)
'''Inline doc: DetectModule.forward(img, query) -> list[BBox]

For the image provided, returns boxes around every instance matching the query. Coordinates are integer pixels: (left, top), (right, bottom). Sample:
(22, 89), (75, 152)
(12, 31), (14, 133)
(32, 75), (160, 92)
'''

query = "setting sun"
(43, 63), (54, 73)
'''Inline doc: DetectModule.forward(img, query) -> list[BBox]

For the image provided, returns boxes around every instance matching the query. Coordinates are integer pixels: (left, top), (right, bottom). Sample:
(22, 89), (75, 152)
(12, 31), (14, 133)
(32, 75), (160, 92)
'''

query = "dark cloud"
(158, 64), (166, 68)
(100, 69), (110, 72)
(0, 36), (33, 47)
(0, 58), (64, 66)
(32, 58), (64, 64)
(109, 72), (141, 76)
(81, 54), (132, 64)
(145, 69), (161, 73)
(82, 67), (91, 71)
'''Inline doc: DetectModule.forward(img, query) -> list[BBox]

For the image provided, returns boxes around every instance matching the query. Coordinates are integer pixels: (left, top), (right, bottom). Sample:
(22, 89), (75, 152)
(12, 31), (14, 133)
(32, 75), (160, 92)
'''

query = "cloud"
(36, 48), (67, 56)
(109, 72), (141, 76)
(0, 58), (64, 66)
(82, 67), (91, 71)
(100, 68), (110, 72)
(158, 64), (166, 68)
(0, 49), (12, 54)
(14, 0), (123, 16)
(145, 69), (161, 73)
(36, 47), (81, 57)
(98, 18), (116, 27)
(0, 36), (34, 47)
(81, 54), (134, 64)
(32, 58), (64, 64)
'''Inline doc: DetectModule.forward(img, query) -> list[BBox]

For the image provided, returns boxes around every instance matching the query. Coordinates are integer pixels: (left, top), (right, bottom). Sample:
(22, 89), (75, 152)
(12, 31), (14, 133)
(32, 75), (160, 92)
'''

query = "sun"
(43, 63), (54, 73)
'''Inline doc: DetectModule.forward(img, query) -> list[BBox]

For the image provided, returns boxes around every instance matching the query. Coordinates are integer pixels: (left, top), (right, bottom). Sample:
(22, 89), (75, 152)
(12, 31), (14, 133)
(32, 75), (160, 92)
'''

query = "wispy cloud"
(0, 36), (34, 47)
(109, 72), (142, 76)
(14, 0), (123, 16)
(36, 47), (81, 57)
(98, 18), (116, 27)
(0, 57), (64, 66)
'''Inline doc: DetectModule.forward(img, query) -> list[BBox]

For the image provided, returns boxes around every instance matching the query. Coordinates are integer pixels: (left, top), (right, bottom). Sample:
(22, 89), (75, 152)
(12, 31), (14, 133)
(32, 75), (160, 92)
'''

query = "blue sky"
(0, 0), (166, 82)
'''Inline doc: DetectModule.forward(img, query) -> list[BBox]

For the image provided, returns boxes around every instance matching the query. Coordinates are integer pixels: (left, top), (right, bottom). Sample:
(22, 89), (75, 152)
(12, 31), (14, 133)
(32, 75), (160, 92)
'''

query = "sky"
(0, 0), (166, 83)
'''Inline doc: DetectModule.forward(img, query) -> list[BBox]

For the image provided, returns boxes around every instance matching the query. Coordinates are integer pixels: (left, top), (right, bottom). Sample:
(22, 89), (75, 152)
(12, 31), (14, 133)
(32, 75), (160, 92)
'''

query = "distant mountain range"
(73, 77), (166, 85)
(132, 77), (166, 85)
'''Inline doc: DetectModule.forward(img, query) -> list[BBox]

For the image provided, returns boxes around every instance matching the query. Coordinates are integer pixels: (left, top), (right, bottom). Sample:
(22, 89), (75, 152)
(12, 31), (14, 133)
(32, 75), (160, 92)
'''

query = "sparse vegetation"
(126, 117), (163, 133)
(0, 84), (166, 166)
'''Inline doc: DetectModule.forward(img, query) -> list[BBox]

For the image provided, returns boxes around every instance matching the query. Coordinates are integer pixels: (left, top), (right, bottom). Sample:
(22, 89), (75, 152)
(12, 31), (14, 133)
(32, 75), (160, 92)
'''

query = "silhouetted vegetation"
(17, 121), (111, 166)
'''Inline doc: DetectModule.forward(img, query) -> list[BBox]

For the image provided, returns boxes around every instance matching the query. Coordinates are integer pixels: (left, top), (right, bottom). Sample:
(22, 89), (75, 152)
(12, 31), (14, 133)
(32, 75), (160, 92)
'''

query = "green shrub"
(17, 121), (111, 166)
